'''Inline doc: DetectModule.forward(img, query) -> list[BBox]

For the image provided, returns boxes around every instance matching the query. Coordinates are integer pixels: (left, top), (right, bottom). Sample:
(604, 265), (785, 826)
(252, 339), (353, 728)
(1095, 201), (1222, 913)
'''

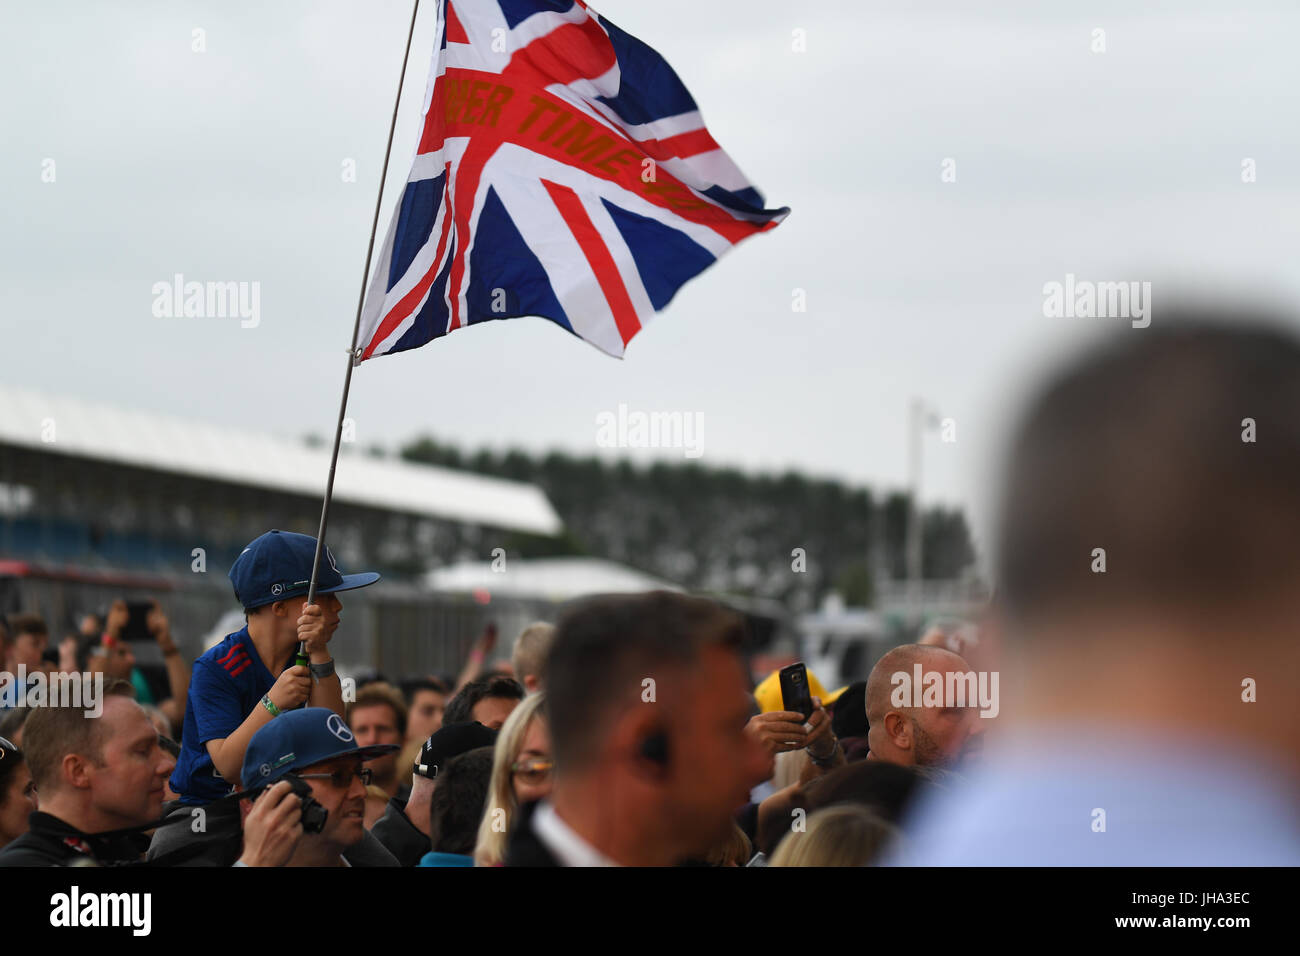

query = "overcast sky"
(4, 0), (1300, 564)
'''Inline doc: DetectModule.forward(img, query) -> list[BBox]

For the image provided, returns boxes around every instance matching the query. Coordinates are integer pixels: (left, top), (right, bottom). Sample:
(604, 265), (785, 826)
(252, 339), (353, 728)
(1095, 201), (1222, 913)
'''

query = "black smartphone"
(122, 601), (154, 642)
(778, 661), (814, 719)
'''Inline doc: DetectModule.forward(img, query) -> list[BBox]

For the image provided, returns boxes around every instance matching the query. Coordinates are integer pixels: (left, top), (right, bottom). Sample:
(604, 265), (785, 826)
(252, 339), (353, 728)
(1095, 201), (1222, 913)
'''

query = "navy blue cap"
(241, 707), (399, 790)
(230, 530), (380, 610)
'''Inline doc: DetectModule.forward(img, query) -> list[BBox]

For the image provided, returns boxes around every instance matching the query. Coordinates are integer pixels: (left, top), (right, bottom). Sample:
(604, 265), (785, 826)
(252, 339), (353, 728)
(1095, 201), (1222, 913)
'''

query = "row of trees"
(397, 437), (976, 612)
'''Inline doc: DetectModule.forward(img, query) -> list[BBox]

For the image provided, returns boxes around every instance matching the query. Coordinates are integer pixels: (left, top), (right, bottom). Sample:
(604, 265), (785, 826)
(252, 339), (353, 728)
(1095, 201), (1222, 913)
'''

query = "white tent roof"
(426, 556), (681, 601)
(0, 384), (562, 536)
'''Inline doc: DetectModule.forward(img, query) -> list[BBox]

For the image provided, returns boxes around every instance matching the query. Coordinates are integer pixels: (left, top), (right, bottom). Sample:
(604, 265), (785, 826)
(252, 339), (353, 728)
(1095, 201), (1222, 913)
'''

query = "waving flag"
(356, 0), (788, 363)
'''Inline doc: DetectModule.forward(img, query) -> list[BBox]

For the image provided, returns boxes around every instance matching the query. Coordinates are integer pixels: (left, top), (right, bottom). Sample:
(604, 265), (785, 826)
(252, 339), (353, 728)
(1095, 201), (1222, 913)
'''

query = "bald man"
(864, 644), (985, 768)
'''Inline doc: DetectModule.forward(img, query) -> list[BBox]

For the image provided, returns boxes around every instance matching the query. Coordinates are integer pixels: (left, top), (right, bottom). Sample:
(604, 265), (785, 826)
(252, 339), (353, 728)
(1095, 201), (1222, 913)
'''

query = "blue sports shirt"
(170, 626), (276, 805)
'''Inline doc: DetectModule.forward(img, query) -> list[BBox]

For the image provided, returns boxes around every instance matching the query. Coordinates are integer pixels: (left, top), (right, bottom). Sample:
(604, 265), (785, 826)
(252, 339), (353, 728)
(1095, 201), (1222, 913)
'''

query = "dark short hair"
(543, 591), (745, 774)
(996, 311), (1300, 621)
(428, 746), (495, 855)
(21, 678), (137, 791)
(443, 675), (524, 726)
(6, 613), (47, 640)
(401, 677), (450, 702)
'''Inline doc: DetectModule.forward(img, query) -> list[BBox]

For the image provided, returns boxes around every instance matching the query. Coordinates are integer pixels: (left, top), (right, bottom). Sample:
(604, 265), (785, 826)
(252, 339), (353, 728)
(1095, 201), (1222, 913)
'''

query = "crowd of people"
(0, 539), (990, 867)
(1, 312), (1299, 866)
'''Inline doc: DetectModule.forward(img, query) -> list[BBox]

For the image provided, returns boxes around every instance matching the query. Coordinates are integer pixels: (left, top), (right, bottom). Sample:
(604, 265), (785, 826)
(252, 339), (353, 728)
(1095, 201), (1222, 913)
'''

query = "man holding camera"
(234, 707), (400, 867)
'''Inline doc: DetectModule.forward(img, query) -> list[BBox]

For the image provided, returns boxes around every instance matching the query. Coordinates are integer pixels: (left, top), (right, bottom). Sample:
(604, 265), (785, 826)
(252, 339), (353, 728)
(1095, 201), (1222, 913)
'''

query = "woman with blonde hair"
(768, 804), (899, 867)
(473, 692), (552, 866)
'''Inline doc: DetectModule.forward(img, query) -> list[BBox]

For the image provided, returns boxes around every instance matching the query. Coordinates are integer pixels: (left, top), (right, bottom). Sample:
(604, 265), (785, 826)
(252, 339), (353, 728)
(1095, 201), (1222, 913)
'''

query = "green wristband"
(261, 694), (281, 717)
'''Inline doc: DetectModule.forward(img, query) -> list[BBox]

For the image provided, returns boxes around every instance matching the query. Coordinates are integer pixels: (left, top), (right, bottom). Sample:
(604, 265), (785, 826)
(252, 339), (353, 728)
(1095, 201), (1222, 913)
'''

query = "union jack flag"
(356, 0), (788, 363)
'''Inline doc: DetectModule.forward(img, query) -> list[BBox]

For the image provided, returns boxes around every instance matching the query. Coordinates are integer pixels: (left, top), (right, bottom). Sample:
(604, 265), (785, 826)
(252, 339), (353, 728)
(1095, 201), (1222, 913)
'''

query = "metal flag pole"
(298, 0), (423, 669)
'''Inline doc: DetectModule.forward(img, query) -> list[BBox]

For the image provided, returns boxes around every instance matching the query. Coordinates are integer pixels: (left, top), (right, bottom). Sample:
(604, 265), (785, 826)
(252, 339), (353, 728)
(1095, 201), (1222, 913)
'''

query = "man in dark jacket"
(0, 679), (171, 867)
(372, 721), (497, 866)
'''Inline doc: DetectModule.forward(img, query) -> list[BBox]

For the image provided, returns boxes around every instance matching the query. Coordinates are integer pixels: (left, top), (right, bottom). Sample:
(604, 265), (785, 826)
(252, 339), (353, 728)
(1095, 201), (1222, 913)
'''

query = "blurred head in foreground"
(994, 312), (1300, 763)
(898, 307), (1300, 865)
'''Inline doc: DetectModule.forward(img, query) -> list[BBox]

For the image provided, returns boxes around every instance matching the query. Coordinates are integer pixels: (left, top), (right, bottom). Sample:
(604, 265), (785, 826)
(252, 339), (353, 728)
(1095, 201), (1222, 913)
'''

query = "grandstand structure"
(0, 387), (789, 680)
(0, 384), (564, 672)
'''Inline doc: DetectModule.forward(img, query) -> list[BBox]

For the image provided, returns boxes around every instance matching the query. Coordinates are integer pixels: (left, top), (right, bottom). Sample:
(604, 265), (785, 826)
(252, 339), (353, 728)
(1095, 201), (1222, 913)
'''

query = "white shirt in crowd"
(888, 724), (1300, 866)
(534, 801), (620, 867)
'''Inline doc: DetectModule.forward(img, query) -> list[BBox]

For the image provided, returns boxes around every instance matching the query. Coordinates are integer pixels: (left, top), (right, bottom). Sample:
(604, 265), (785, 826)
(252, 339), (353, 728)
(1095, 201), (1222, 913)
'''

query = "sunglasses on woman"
(510, 756), (553, 784)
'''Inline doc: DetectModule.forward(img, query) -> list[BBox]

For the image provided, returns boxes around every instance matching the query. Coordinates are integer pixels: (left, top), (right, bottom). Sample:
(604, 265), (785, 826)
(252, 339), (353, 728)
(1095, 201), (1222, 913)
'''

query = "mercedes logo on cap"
(326, 714), (354, 743)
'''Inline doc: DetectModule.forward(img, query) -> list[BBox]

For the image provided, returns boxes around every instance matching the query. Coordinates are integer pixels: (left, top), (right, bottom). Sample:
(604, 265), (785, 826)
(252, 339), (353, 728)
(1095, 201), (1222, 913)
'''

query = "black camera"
(240, 773), (328, 834)
(280, 774), (329, 834)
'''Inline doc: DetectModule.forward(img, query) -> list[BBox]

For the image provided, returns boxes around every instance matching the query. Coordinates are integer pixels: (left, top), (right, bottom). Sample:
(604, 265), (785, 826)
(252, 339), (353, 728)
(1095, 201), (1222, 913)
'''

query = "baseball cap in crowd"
(241, 707), (399, 790)
(415, 721), (498, 780)
(230, 529), (380, 610)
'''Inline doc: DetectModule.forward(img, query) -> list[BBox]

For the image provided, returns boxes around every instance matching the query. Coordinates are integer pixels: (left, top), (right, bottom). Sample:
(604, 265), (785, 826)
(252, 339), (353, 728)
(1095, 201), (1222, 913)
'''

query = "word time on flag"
(357, 0), (789, 364)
